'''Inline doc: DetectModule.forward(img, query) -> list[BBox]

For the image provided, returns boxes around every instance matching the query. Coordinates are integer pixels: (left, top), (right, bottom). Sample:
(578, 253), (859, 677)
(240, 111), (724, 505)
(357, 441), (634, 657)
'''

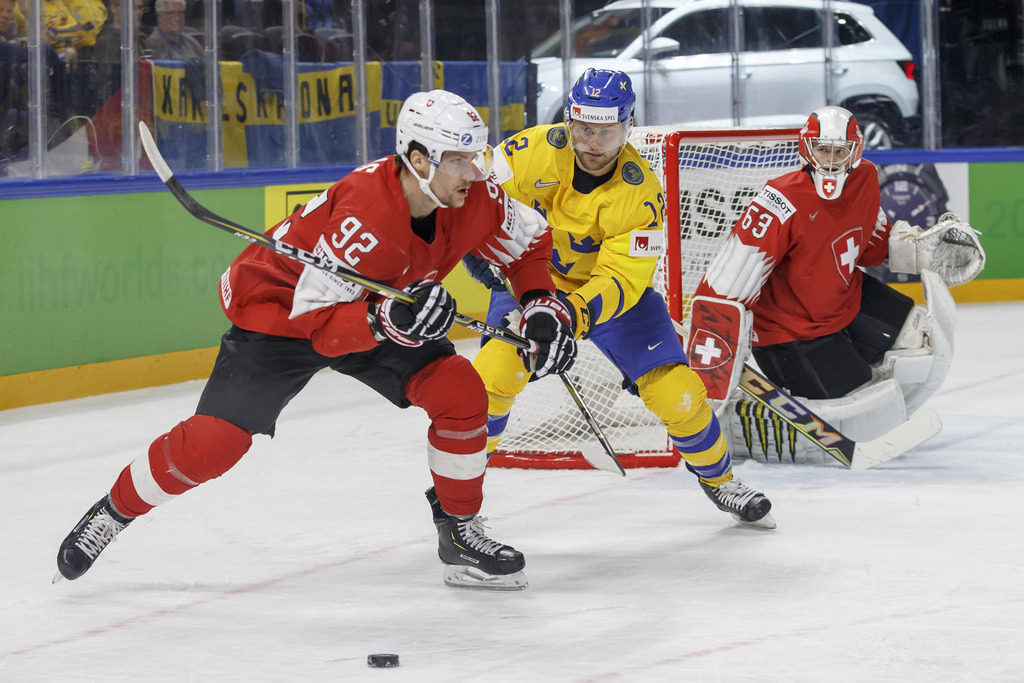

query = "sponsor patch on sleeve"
(629, 229), (664, 257)
(751, 185), (796, 223)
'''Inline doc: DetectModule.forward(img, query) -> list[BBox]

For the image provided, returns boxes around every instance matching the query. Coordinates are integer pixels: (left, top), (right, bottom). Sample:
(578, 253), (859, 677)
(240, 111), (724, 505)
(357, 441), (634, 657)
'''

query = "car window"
(743, 7), (823, 51)
(835, 12), (873, 46)
(532, 8), (671, 59)
(661, 8), (730, 56)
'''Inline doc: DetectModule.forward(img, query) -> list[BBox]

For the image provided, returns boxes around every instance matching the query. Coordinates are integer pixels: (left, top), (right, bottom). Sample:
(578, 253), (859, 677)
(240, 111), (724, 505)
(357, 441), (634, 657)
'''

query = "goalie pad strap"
(686, 296), (752, 401)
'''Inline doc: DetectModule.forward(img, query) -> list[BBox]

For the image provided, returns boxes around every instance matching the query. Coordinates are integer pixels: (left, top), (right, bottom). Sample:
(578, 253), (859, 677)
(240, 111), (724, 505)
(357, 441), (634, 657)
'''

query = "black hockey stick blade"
(138, 122), (535, 353)
(738, 365), (941, 469)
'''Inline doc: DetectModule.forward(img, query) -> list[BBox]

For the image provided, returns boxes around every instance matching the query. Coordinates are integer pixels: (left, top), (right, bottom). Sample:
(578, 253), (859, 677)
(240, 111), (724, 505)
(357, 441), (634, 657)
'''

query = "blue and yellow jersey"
(494, 124), (665, 326)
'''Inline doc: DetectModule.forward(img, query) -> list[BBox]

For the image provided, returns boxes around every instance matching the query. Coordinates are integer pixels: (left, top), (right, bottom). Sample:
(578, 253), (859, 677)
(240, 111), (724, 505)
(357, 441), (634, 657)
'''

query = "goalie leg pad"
(727, 378), (907, 464)
(685, 296), (752, 401)
(637, 363), (731, 484)
(879, 270), (955, 415)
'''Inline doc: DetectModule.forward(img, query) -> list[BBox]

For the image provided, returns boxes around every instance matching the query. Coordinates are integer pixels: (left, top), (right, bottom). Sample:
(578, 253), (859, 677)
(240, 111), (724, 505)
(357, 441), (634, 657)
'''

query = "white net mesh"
(488, 127), (803, 469)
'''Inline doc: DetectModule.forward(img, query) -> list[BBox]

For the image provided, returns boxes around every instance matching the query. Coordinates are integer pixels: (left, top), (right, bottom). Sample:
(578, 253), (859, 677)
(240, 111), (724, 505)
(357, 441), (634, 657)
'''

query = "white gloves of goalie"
(371, 280), (456, 347)
(888, 212), (986, 287)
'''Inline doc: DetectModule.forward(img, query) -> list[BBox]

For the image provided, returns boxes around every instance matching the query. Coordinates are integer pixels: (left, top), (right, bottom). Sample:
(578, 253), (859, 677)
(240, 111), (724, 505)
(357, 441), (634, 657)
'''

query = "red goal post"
(486, 126), (803, 471)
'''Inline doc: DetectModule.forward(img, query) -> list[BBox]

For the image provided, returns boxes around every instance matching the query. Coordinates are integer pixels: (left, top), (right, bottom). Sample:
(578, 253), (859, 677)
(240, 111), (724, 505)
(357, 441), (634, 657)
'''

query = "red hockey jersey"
(219, 157), (555, 356)
(694, 160), (890, 346)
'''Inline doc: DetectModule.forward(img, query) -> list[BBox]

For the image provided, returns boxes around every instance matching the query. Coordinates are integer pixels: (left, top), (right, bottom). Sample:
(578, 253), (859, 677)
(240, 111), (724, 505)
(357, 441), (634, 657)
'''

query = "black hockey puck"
(367, 653), (400, 668)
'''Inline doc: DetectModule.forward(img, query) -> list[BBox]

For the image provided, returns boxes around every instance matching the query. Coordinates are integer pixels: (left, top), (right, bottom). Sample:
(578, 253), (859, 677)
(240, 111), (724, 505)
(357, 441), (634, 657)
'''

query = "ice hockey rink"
(2, 300), (1022, 682)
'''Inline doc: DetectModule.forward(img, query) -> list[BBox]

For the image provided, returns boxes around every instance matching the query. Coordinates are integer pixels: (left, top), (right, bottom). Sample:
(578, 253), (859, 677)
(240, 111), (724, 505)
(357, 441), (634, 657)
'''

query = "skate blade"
(732, 511), (777, 530)
(442, 565), (528, 591)
(52, 572), (64, 584)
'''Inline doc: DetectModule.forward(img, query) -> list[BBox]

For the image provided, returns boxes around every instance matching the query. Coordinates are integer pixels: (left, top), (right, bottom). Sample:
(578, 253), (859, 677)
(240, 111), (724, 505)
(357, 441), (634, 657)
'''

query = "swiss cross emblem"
(689, 330), (732, 370)
(831, 228), (862, 286)
(821, 177), (838, 198)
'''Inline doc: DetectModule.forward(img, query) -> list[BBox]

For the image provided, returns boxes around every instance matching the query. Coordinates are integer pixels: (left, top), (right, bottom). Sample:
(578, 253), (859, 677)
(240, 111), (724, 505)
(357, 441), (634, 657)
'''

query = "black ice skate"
(425, 487), (527, 591)
(690, 467), (776, 530)
(55, 496), (134, 582)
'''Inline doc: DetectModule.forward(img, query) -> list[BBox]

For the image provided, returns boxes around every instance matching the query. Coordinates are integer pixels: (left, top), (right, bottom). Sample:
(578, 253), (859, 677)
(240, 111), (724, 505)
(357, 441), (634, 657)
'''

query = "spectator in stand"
(145, 0), (202, 60)
(42, 0), (100, 60)
(94, 0), (148, 104)
(95, 0), (148, 61)
(1, 0), (16, 41)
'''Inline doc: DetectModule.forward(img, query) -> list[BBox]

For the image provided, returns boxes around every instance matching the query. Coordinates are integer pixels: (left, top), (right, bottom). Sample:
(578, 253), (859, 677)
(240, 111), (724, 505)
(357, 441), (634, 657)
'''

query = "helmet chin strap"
(400, 153), (448, 209)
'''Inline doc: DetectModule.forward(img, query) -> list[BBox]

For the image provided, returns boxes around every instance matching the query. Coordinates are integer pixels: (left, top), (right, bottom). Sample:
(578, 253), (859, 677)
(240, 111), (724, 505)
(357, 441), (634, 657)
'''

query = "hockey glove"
(371, 280), (456, 347)
(517, 295), (577, 379)
(461, 253), (503, 290)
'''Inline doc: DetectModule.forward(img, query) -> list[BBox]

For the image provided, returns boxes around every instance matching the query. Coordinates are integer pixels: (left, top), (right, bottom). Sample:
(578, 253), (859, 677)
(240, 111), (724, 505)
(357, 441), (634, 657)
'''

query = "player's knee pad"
(874, 270), (955, 414)
(635, 363), (709, 431)
(406, 355), (488, 455)
(159, 414), (253, 485)
(473, 333), (531, 406)
(637, 364), (729, 477)
(114, 414), (253, 516)
(726, 378), (907, 465)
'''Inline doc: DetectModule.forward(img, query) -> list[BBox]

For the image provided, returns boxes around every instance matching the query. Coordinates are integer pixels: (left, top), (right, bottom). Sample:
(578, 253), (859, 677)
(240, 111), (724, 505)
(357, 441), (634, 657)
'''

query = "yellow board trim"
(4, 277), (1022, 412)
(0, 347), (219, 412)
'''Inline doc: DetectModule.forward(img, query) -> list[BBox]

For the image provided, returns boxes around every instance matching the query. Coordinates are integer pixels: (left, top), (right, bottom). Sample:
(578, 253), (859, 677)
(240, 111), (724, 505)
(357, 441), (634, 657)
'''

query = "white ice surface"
(2, 302), (1023, 682)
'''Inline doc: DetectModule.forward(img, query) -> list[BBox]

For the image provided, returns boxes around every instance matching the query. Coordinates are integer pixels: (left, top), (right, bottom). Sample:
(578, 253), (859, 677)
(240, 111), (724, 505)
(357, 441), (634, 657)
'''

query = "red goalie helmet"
(799, 106), (864, 200)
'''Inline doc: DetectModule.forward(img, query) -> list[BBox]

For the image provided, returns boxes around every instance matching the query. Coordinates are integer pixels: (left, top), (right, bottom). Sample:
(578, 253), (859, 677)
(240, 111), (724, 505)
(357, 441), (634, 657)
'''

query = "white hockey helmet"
(799, 106), (864, 200)
(395, 90), (492, 207)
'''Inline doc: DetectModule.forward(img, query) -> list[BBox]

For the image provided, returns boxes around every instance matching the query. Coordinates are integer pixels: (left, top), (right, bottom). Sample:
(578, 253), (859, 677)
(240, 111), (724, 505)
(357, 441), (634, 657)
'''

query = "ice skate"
(690, 468), (776, 529)
(425, 487), (527, 591)
(54, 496), (133, 582)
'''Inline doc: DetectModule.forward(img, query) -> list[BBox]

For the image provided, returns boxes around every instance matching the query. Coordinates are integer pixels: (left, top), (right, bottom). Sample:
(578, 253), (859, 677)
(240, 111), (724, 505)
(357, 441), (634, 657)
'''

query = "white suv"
(532, 0), (919, 148)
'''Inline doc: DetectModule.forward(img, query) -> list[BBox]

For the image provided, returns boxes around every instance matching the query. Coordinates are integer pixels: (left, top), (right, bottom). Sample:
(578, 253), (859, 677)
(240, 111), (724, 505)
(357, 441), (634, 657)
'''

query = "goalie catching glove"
(888, 212), (986, 287)
(517, 294), (578, 379)
(370, 279), (456, 347)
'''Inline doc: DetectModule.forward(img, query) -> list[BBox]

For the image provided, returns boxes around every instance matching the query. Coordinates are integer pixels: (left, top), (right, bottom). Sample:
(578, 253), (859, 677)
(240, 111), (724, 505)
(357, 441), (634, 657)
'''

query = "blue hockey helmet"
(564, 69), (635, 161)
(564, 68), (636, 126)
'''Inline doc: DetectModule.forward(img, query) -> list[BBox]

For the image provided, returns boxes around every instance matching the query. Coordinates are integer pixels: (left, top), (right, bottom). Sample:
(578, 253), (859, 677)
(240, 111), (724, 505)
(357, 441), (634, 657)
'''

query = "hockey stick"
(671, 318), (940, 469)
(497, 275), (625, 476)
(140, 123), (624, 475)
(138, 122), (533, 354)
(738, 365), (942, 470)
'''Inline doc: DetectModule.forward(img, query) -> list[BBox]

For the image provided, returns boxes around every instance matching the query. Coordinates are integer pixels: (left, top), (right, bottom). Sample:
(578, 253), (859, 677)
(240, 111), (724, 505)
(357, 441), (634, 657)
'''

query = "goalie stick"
(738, 365), (941, 470)
(672, 319), (941, 469)
(139, 122), (625, 475)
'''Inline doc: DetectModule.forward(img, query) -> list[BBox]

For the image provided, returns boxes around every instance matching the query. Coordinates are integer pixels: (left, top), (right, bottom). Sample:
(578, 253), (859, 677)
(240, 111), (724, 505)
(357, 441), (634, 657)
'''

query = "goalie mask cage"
(487, 126), (802, 471)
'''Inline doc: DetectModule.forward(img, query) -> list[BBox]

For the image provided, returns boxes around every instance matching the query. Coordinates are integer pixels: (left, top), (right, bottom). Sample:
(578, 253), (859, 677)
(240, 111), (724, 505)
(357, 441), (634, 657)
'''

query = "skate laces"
(76, 511), (126, 559)
(713, 480), (759, 511)
(456, 516), (504, 556)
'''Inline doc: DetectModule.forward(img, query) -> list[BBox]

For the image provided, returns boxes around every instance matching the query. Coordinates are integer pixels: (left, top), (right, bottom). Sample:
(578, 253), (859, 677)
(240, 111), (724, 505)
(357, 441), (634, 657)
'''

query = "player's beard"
(573, 147), (619, 175)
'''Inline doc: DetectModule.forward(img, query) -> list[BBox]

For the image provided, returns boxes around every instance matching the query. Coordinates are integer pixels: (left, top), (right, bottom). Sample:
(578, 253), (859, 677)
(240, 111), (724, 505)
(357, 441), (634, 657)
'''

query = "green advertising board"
(0, 189), (261, 376)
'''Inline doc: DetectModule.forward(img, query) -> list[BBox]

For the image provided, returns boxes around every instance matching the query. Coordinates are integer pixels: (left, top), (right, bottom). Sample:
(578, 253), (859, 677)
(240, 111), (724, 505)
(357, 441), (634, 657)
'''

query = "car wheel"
(855, 112), (894, 150)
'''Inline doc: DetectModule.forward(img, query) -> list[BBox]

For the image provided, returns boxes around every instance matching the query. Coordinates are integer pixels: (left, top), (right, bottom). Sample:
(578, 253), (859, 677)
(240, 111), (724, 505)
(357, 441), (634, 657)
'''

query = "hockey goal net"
(487, 126), (802, 470)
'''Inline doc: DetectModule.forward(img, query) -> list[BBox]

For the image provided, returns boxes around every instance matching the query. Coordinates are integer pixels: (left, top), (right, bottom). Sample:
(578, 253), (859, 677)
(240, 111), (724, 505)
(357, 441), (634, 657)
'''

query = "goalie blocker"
(685, 297), (751, 402)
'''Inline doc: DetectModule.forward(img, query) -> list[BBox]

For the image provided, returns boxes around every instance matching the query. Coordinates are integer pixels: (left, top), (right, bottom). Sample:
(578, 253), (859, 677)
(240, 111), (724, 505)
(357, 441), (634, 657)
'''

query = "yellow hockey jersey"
(494, 124), (665, 325)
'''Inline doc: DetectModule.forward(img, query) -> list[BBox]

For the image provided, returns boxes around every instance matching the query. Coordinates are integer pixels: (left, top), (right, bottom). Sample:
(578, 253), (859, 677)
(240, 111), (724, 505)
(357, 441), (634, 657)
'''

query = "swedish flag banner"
(149, 58), (525, 170)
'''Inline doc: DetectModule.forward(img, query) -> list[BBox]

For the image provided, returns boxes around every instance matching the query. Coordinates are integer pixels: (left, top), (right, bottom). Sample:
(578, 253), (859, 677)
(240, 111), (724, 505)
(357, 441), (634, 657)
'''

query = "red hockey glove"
(371, 280), (457, 347)
(518, 295), (577, 379)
